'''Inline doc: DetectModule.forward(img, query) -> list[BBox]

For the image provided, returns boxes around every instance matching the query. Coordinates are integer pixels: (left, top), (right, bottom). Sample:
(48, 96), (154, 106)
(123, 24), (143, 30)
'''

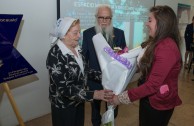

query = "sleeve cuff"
(118, 90), (131, 104)
(86, 91), (94, 101)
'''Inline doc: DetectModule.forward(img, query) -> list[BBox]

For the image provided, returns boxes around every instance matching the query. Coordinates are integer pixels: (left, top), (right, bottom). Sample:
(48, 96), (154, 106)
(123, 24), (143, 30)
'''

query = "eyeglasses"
(97, 16), (112, 21)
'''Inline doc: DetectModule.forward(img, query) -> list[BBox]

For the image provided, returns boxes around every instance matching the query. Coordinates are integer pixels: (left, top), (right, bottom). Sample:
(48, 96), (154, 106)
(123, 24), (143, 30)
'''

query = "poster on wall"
(177, 3), (191, 37)
(0, 14), (37, 84)
(58, 0), (155, 49)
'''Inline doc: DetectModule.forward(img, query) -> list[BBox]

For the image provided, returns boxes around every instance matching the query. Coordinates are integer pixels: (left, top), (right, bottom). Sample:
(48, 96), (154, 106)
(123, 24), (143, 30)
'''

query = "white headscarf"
(49, 17), (77, 46)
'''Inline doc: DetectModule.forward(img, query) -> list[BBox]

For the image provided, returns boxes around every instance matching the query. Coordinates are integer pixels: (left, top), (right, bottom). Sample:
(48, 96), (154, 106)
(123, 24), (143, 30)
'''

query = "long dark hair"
(139, 5), (182, 77)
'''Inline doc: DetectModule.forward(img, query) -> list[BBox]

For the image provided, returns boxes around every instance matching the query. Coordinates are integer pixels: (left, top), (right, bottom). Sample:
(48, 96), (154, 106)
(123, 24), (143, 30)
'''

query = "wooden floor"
(24, 68), (194, 126)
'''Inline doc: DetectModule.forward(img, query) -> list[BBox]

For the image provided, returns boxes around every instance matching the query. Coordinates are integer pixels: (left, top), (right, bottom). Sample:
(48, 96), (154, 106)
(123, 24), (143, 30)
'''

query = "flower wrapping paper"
(92, 33), (142, 95)
(92, 33), (142, 125)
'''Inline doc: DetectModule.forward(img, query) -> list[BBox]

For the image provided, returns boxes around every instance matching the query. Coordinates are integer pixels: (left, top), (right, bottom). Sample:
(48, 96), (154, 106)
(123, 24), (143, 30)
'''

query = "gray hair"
(95, 4), (113, 18)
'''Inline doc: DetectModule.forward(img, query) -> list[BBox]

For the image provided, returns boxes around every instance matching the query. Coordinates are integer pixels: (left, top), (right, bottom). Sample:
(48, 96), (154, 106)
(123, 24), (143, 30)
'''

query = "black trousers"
(139, 97), (174, 126)
(87, 80), (118, 126)
(51, 103), (85, 126)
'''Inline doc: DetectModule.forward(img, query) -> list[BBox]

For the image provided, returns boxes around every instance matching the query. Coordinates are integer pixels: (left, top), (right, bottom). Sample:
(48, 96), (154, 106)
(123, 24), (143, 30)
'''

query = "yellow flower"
(113, 47), (122, 53)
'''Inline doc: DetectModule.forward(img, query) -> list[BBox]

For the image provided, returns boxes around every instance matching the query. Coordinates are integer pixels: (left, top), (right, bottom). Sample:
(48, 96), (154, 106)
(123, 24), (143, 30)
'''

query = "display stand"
(0, 14), (37, 126)
(2, 83), (25, 126)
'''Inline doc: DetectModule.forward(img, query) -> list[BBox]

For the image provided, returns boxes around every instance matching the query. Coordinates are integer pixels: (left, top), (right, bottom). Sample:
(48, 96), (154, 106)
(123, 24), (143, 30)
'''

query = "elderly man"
(82, 4), (126, 126)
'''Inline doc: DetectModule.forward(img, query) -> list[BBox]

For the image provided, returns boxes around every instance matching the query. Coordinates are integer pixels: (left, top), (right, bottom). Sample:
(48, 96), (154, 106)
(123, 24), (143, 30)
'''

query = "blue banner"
(0, 14), (37, 83)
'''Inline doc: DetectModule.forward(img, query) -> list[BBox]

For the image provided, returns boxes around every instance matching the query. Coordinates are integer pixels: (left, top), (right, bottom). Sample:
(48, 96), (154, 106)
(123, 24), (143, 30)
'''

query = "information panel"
(0, 14), (37, 83)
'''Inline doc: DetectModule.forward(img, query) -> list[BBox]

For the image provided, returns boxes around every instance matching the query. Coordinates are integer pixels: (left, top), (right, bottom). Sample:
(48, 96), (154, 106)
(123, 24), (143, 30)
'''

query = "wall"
(0, 0), (194, 126)
(156, 0), (194, 61)
(0, 0), (56, 126)
(177, 0), (192, 60)
(156, 0), (178, 14)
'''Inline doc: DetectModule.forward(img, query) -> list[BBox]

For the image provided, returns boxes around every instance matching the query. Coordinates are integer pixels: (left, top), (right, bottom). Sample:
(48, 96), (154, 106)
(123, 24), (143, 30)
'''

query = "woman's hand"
(110, 91), (131, 105)
(93, 90), (114, 102)
(109, 95), (120, 106)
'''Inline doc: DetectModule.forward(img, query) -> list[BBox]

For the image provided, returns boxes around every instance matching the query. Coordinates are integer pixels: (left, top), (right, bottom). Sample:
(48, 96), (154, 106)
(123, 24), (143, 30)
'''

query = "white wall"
(155, 0), (194, 61)
(177, 0), (193, 60)
(0, 0), (194, 126)
(155, 0), (178, 14)
(0, 0), (56, 126)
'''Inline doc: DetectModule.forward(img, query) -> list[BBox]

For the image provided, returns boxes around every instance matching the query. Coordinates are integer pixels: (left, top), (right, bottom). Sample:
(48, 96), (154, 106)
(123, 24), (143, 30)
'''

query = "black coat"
(184, 23), (193, 44)
(46, 40), (101, 108)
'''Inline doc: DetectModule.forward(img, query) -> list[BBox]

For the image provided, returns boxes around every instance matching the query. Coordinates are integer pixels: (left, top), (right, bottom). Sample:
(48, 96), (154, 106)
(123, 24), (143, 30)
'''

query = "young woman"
(111, 5), (182, 126)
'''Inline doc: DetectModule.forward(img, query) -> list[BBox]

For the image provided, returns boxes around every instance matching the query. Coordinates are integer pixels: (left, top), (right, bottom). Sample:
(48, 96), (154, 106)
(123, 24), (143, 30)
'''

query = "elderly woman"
(46, 17), (113, 126)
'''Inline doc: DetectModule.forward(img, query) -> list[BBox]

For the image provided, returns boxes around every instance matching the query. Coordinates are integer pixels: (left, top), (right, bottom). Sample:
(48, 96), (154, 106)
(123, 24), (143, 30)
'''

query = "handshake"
(93, 89), (131, 125)
(93, 90), (125, 106)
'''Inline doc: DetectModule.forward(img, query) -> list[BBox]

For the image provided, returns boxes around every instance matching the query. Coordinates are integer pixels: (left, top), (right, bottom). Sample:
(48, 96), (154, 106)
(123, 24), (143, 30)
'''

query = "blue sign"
(0, 14), (37, 83)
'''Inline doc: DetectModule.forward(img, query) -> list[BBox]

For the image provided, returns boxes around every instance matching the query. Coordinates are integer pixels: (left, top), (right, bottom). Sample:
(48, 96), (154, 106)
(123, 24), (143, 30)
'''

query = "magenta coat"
(128, 37), (182, 110)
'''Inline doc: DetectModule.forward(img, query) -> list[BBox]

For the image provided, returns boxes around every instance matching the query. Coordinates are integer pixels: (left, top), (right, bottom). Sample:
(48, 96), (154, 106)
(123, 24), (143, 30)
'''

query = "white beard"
(94, 22), (114, 45)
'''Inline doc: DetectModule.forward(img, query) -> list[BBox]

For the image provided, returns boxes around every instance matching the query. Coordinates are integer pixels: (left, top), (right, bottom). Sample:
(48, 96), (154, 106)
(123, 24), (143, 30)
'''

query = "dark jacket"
(184, 23), (193, 44)
(46, 40), (101, 109)
(82, 26), (126, 90)
(82, 27), (126, 72)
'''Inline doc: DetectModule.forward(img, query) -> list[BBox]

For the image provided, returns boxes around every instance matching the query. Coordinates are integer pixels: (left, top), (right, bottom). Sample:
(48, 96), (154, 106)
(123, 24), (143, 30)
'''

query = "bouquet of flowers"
(92, 33), (142, 126)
